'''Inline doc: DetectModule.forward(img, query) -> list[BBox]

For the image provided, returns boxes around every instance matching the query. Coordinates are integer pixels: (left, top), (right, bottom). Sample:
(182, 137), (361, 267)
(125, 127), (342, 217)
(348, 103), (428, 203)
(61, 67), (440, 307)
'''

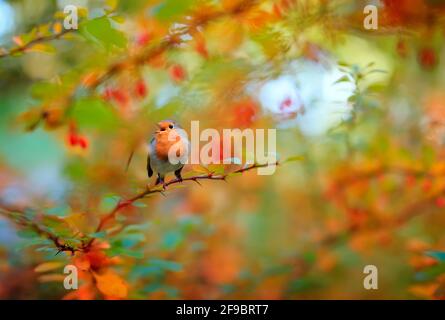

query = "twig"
(86, 162), (278, 248)
(0, 203), (77, 255)
(0, 29), (73, 59)
(322, 164), (445, 247)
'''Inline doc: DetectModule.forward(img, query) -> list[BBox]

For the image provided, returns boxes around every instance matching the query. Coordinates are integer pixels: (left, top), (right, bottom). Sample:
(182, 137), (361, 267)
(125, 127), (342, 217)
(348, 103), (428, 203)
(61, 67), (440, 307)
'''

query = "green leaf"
(153, 0), (195, 21)
(30, 82), (62, 100)
(283, 155), (304, 163)
(132, 201), (147, 208)
(333, 75), (351, 85)
(162, 230), (183, 250)
(80, 16), (127, 50)
(148, 259), (183, 272)
(46, 205), (71, 217)
(426, 251), (445, 262)
(100, 195), (121, 211)
(122, 223), (151, 234)
(70, 97), (119, 131)
(107, 246), (144, 259)
(16, 229), (39, 239)
(287, 277), (323, 293)
(89, 231), (107, 239)
(365, 69), (387, 75)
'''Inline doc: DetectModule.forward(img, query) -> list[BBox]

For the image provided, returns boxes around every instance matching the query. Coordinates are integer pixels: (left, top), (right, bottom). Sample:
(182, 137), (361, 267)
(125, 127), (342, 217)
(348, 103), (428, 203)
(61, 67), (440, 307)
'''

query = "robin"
(147, 120), (189, 187)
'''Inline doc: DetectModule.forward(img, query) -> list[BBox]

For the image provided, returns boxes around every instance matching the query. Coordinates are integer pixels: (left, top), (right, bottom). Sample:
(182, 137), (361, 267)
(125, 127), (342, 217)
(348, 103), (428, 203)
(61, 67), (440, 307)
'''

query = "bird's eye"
(169, 124), (173, 129)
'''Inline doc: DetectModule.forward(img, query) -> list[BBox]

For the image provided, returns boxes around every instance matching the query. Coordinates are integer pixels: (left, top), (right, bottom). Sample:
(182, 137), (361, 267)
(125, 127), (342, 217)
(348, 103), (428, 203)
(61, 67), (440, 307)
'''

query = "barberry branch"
(0, 161), (280, 254)
(322, 163), (445, 246)
(88, 161), (279, 248)
(0, 29), (73, 59)
(0, 203), (77, 255)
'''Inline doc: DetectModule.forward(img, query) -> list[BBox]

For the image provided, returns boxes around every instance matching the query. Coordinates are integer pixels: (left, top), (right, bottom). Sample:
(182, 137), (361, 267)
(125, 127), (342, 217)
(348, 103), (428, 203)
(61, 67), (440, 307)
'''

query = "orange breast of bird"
(155, 132), (184, 161)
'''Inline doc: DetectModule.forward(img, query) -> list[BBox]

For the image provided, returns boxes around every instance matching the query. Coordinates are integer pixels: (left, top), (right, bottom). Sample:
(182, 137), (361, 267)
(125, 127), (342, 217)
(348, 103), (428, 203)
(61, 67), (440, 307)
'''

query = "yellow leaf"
(78, 7), (89, 18)
(28, 43), (55, 54)
(206, 18), (244, 55)
(64, 212), (89, 232)
(191, 165), (210, 174)
(53, 22), (63, 34)
(94, 269), (128, 299)
(38, 274), (65, 282)
(207, 164), (225, 174)
(105, 0), (118, 10)
(34, 261), (64, 273)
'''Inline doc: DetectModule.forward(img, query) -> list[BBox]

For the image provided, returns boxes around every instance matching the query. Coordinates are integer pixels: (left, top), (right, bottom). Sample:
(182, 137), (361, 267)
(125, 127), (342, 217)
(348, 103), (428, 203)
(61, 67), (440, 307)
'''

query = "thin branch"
(322, 164), (445, 247)
(0, 203), (77, 255)
(0, 29), (74, 59)
(87, 162), (279, 248)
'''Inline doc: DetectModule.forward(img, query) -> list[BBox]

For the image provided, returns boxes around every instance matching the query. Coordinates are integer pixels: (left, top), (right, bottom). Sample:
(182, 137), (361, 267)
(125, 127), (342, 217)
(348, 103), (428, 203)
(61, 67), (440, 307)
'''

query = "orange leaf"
(12, 36), (24, 46)
(206, 18), (244, 54)
(94, 269), (128, 299)
(409, 283), (438, 299)
(53, 22), (63, 34)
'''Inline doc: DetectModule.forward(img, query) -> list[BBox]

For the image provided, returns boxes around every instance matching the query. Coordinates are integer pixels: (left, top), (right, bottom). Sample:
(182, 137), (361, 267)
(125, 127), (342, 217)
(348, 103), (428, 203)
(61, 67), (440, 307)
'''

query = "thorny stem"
(1, 162), (443, 256)
(0, 203), (77, 255)
(88, 161), (279, 248)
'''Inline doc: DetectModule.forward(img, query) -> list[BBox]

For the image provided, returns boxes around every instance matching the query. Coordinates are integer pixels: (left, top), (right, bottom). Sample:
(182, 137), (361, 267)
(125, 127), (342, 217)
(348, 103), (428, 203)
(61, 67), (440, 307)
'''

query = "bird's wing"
(147, 153), (153, 177)
(147, 137), (155, 178)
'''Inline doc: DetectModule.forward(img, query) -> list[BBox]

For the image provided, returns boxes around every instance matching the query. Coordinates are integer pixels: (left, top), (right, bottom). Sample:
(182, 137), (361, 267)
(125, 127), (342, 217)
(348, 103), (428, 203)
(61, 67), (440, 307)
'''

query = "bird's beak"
(155, 123), (161, 134)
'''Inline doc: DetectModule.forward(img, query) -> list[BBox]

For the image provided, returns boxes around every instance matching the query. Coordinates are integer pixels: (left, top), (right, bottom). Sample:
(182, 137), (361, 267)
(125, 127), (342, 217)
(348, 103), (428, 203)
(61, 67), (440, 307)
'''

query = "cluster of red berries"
(67, 124), (89, 149)
(396, 40), (439, 70)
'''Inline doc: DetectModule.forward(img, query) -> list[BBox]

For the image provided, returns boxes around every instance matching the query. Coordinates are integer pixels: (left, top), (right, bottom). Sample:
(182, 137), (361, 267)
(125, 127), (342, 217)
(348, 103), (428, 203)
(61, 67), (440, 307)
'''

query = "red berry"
(68, 133), (78, 146)
(280, 97), (293, 111)
(135, 80), (147, 98)
(234, 100), (257, 127)
(195, 38), (209, 59)
(422, 179), (433, 192)
(418, 47), (438, 70)
(170, 64), (186, 82)
(436, 197), (445, 208)
(111, 89), (130, 108)
(78, 136), (89, 149)
(136, 32), (150, 46)
(405, 174), (416, 188)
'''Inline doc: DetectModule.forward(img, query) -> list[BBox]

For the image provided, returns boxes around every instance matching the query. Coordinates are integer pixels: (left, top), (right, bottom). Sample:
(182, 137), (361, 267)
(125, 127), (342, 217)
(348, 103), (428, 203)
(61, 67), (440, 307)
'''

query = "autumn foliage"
(1, 0), (445, 300)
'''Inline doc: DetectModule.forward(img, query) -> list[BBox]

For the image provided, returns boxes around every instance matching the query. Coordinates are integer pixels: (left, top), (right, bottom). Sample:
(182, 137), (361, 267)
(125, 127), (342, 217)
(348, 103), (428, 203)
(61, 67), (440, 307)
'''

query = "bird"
(147, 120), (189, 188)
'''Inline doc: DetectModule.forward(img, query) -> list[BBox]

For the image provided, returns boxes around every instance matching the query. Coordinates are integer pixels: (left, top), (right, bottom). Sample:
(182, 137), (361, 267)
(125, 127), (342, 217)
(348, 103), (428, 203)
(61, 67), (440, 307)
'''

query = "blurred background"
(1, 0), (445, 299)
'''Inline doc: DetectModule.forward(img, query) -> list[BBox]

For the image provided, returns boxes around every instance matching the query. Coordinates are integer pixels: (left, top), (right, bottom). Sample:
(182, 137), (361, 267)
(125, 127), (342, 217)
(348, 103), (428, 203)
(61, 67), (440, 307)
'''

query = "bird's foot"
(155, 175), (165, 187)
(174, 167), (184, 183)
